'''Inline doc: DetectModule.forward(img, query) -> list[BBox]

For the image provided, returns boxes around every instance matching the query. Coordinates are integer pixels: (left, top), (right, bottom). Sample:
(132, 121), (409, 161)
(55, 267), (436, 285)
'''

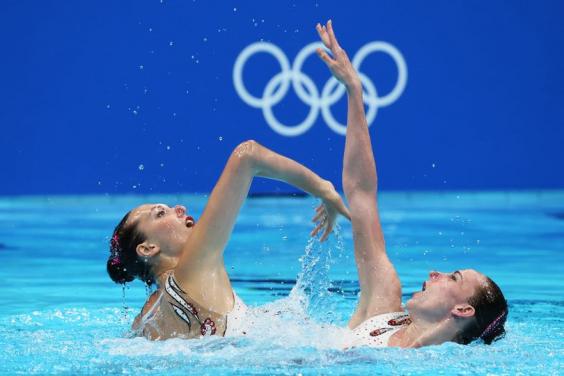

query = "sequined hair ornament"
(479, 309), (507, 340)
(110, 232), (122, 266)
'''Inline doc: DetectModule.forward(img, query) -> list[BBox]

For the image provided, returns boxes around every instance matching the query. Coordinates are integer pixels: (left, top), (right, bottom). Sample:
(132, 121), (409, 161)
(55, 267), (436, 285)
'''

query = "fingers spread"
(316, 48), (334, 66)
(316, 23), (331, 48)
(310, 221), (324, 237)
(327, 20), (341, 51)
(312, 210), (325, 223)
(320, 221), (333, 242)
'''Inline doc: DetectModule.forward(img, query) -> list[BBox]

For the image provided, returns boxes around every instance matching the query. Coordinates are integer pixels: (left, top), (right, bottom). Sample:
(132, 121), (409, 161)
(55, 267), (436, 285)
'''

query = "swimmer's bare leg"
(316, 20), (402, 328)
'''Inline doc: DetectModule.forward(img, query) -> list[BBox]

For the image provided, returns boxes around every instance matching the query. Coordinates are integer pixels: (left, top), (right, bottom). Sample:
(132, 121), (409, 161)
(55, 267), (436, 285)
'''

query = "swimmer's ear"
(136, 242), (160, 258)
(451, 304), (475, 318)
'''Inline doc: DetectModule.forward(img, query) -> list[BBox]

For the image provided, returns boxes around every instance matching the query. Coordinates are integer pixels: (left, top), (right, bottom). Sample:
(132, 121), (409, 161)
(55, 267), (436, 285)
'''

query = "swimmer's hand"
(315, 20), (361, 91)
(311, 181), (351, 242)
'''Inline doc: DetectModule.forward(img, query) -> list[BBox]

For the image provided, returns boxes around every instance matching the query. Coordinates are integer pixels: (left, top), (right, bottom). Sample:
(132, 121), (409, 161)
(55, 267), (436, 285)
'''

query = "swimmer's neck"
(155, 271), (170, 288)
(151, 255), (180, 287)
(389, 316), (458, 348)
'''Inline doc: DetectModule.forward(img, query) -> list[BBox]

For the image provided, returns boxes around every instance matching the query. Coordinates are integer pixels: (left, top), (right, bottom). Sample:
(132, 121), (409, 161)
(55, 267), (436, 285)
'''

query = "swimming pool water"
(0, 191), (563, 375)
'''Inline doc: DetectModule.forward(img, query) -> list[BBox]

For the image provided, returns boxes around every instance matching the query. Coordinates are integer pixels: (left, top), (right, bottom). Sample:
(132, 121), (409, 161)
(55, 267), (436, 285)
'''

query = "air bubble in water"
(138, 164), (144, 171)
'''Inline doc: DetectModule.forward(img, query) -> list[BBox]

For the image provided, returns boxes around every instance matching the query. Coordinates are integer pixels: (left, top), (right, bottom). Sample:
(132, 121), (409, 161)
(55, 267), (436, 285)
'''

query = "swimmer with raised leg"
(107, 140), (350, 340)
(315, 20), (507, 347)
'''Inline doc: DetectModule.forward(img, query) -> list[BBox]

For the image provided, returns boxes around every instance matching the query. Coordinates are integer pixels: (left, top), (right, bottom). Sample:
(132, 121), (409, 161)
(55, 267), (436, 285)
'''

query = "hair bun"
(107, 257), (135, 284)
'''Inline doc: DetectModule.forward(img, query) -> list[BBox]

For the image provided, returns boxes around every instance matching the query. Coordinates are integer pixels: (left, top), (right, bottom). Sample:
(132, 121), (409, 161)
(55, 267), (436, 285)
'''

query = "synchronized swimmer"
(107, 21), (507, 347)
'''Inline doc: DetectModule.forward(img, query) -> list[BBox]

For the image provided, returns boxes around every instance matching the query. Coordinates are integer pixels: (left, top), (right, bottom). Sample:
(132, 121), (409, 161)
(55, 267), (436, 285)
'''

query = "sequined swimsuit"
(345, 312), (412, 348)
(137, 273), (247, 340)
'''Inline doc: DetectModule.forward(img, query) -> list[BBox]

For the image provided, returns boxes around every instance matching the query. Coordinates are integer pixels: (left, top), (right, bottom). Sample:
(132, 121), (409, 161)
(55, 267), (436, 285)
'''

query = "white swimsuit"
(136, 273), (247, 340)
(345, 311), (411, 348)
(223, 292), (248, 337)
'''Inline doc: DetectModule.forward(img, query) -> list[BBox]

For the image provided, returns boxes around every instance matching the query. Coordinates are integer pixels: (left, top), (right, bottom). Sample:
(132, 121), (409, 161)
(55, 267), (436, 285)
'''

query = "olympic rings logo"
(233, 41), (408, 136)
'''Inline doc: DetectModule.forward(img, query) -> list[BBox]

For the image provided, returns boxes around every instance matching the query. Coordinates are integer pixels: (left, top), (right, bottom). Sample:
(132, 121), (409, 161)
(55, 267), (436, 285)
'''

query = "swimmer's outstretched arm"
(176, 140), (350, 285)
(316, 21), (402, 328)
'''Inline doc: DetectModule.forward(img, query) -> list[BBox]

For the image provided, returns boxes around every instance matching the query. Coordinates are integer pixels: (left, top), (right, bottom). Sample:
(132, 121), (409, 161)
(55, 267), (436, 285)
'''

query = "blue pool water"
(1, 191), (563, 375)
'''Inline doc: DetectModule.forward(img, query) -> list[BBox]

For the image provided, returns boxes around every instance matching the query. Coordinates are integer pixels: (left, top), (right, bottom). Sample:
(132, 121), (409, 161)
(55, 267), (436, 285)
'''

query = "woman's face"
(406, 269), (487, 320)
(128, 203), (195, 258)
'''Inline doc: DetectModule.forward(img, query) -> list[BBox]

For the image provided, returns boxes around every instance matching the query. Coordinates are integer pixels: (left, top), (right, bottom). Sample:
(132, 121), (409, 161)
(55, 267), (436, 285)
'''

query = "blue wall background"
(1, 0), (563, 195)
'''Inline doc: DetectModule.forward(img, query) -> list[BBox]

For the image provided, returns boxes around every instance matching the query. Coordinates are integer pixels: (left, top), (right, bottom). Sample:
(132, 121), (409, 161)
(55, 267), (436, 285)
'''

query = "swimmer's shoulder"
(131, 289), (162, 332)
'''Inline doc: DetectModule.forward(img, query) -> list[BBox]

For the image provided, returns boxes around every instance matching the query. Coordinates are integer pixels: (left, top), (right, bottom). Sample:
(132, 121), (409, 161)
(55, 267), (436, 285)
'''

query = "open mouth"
(185, 216), (195, 228)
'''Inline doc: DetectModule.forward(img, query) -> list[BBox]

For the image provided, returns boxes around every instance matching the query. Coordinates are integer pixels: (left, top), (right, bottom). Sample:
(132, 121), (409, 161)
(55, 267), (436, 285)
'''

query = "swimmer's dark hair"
(454, 276), (508, 345)
(107, 211), (154, 286)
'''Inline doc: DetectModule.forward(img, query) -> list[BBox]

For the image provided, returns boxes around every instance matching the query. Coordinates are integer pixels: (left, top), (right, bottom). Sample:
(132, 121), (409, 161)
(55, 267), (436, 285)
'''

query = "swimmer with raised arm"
(315, 21), (507, 347)
(107, 140), (350, 340)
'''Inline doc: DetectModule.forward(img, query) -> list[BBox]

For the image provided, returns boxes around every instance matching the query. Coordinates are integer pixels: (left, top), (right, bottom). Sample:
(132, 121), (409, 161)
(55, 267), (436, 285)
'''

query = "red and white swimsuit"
(346, 312), (411, 348)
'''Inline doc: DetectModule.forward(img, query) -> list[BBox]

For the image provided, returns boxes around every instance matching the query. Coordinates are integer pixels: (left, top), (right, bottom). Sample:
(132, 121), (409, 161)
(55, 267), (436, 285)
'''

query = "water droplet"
(166, 145), (171, 150)
(132, 110), (138, 115)
(233, 7), (237, 12)
(218, 136), (223, 141)
(203, 37), (208, 42)
(169, 41), (174, 46)
(106, 104), (111, 109)
(139, 65), (144, 70)
(431, 163), (436, 168)
(138, 164), (144, 171)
